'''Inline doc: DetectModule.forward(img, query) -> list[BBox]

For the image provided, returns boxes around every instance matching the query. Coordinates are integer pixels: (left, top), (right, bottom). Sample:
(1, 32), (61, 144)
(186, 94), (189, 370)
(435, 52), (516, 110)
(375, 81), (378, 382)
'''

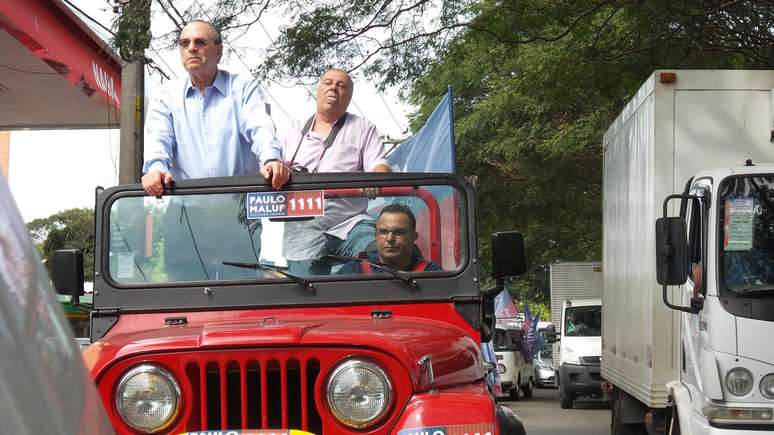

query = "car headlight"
(326, 359), (392, 428)
(498, 363), (507, 374)
(562, 347), (580, 365)
(760, 374), (774, 399)
(726, 367), (754, 397)
(115, 364), (181, 433)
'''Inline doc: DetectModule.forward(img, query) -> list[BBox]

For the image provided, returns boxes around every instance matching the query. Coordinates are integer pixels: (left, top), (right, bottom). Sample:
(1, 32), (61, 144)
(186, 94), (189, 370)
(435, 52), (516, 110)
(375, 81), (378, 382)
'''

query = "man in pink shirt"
(280, 68), (391, 275)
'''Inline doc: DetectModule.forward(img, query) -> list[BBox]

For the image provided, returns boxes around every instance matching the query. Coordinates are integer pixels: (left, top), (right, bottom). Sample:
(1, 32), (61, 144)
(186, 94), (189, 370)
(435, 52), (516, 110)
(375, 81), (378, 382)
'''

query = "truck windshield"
(106, 183), (465, 285)
(718, 175), (774, 297)
(564, 306), (601, 337)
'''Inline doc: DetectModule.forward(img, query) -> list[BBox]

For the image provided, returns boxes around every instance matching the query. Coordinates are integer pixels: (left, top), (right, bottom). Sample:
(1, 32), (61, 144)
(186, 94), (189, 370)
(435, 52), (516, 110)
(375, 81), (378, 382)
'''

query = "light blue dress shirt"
(143, 70), (281, 179)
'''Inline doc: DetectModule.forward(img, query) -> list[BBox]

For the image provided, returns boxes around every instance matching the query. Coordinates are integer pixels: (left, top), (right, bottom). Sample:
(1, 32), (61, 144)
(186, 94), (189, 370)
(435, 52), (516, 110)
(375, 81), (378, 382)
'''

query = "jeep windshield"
(718, 175), (774, 298)
(105, 177), (465, 287)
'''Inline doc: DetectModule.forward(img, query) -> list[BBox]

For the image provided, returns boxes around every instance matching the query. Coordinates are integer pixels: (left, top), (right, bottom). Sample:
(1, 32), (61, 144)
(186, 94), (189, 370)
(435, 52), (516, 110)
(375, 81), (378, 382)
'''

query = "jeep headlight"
(115, 364), (181, 433)
(760, 374), (774, 399)
(326, 359), (392, 428)
(562, 347), (580, 365)
(726, 367), (754, 397)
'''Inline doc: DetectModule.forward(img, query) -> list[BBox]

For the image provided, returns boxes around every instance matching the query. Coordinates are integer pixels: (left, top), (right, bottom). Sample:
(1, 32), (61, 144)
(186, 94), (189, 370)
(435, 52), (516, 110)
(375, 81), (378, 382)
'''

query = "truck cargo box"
(601, 70), (774, 409)
(550, 261), (603, 370)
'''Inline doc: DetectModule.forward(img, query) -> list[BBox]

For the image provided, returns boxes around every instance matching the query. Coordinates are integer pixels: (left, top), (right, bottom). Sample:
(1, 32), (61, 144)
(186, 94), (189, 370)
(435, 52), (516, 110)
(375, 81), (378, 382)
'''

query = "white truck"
(494, 322), (534, 400)
(550, 261), (604, 408)
(602, 70), (774, 434)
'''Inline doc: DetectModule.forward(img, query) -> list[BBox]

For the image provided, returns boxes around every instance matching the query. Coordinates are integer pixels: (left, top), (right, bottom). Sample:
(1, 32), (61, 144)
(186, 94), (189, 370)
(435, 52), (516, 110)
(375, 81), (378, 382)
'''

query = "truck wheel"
(521, 379), (533, 398)
(509, 387), (520, 401)
(559, 382), (573, 409)
(611, 389), (645, 435)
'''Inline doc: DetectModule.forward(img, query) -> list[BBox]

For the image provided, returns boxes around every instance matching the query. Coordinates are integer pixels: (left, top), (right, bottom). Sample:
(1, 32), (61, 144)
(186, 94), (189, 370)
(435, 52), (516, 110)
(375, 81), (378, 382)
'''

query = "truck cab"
(656, 164), (774, 433)
(557, 298), (602, 409)
(54, 172), (528, 435)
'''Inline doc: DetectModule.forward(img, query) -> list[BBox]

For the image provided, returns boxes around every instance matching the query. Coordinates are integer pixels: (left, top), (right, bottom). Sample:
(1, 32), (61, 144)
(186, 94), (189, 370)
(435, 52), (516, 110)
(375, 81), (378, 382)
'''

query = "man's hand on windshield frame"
(142, 169), (174, 197)
(261, 160), (291, 189)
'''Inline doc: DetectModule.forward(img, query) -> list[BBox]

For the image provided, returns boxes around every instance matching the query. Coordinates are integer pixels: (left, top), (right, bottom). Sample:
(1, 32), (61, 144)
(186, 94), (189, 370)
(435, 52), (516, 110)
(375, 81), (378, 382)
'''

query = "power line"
(61, 0), (116, 37)
(347, 29), (406, 133)
(147, 45), (177, 80)
(255, 17), (315, 100)
(190, 0), (291, 118)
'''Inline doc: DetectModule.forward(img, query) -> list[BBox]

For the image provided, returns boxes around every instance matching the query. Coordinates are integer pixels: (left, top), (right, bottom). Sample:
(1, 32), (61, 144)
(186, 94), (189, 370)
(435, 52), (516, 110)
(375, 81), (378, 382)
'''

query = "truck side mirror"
(52, 249), (84, 297)
(543, 332), (559, 344)
(491, 231), (527, 279)
(655, 217), (688, 285)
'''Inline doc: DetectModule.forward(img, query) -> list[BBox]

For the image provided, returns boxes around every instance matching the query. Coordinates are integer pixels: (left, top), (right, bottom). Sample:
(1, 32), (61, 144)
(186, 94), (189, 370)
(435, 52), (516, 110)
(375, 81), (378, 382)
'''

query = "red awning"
(0, 0), (122, 129)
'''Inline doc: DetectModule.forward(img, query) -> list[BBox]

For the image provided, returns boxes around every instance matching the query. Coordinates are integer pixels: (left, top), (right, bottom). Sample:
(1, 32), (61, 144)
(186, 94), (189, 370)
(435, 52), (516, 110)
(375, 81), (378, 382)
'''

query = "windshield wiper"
(222, 261), (315, 292)
(324, 254), (418, 288)
(737, 288), (774, 298)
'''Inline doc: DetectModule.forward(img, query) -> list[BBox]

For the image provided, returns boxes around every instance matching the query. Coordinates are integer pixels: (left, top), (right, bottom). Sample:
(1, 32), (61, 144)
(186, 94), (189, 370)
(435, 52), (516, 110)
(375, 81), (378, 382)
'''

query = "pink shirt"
(280, 113), (388, 172)
(279, 113), (389, 260)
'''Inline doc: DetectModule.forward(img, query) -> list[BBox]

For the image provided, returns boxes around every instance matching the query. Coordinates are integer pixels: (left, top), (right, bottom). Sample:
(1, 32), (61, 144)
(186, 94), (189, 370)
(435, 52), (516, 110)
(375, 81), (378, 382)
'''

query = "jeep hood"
(85, 313), (485, 391)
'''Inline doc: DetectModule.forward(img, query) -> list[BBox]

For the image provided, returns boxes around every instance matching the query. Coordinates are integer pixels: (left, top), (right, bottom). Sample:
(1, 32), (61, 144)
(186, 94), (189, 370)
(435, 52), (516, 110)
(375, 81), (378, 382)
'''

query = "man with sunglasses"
(141, 20), (288, 281)
(338, 203), (441, 274)
(142, 20), (289, 196)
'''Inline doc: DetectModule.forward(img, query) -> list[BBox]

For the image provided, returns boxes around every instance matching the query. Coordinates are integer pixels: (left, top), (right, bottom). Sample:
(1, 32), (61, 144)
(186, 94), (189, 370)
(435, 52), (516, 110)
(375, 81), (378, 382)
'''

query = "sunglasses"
(178, 38), (211, 48)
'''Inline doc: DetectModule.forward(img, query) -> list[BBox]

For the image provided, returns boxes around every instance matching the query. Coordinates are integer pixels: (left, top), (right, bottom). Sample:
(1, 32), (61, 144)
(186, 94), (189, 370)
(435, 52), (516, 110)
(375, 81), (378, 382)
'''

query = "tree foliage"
(27, 208), (94, 278)
(120, 0), (774, 303)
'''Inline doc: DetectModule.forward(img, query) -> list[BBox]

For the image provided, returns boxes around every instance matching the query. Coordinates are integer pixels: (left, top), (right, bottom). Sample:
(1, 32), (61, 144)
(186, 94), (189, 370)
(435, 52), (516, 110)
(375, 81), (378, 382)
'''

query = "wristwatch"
(263, 158), (285, 166)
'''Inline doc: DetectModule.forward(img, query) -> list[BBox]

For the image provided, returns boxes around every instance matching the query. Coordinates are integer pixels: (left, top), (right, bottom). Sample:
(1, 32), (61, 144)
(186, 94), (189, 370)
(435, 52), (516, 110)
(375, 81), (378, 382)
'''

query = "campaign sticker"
(397, 423), (493, 435)
(116, 253), (135, 279)
(246, 191), (324, 219)
(724, 198), (754, 251)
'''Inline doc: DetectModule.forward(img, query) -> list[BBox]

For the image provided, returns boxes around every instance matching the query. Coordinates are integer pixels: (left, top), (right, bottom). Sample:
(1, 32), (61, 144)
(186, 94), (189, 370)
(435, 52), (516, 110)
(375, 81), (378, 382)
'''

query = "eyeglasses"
(376, 228), (410, 237)
(177, 38), (211, 48)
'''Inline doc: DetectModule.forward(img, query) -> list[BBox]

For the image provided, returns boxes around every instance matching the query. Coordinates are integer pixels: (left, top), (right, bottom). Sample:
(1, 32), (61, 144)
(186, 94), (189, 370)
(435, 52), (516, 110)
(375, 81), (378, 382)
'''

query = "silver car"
(533, 345), (556, 388)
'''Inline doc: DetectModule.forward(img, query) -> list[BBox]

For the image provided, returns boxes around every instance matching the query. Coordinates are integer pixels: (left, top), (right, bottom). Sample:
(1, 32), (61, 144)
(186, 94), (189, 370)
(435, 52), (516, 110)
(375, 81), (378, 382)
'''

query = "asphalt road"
(502, 387), (611, 435)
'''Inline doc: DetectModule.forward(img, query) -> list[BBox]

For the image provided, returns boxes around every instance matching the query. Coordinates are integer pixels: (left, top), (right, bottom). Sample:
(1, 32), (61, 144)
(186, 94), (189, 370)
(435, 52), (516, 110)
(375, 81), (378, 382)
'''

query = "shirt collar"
(185, 70), (226, 96)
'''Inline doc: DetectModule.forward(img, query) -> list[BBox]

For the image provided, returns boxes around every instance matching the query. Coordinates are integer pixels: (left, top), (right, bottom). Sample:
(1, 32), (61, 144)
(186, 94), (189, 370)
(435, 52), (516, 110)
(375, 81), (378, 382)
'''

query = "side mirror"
(655, 217), (688, 285)
(543, 331), (559, 344)
(52, 249), (84, 297)
(655, 214), (701, 314)
(491, 231), (527, 279)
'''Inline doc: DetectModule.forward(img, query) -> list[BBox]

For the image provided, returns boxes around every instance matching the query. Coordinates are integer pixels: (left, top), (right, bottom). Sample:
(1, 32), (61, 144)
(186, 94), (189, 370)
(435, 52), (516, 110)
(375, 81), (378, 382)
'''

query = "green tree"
(124, 0), (774, 304)
(28, 208), (94, 278)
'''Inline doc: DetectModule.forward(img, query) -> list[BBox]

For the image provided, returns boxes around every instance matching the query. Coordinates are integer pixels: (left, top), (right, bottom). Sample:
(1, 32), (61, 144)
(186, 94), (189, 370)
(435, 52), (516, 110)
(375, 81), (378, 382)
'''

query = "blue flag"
(387, 87), (455, 173)
(522, 303), (540, 361)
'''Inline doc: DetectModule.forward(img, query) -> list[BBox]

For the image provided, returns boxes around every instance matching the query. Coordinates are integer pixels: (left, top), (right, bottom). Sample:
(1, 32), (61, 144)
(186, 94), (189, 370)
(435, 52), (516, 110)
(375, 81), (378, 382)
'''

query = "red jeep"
(54, 172), (527, 435)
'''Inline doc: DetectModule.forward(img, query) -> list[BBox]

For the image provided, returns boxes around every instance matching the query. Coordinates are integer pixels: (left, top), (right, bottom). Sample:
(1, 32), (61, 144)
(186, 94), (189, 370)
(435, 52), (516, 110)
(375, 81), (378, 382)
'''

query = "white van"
(557, 298), (603, 408)
(494, 323), (534, 400)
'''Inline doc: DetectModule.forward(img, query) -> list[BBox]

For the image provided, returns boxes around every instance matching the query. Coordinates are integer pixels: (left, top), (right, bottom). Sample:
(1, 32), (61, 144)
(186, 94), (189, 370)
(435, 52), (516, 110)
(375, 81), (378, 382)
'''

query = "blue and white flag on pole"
(522, 303), (540, 360)
(387, 87), (455, 173)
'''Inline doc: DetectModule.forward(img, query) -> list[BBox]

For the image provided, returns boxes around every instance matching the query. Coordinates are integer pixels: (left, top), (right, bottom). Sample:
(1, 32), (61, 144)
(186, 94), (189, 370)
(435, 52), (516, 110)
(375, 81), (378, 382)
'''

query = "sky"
(7, 0), (413, 223)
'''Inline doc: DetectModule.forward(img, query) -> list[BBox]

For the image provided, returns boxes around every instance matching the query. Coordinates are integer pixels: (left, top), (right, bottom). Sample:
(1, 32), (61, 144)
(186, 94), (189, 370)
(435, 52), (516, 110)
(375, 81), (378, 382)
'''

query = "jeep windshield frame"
(92, 173), (481, 312)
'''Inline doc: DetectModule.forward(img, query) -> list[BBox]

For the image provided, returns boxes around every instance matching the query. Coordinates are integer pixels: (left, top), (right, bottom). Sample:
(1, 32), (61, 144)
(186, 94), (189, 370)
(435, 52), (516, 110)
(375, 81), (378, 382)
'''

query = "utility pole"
(119, 61), (144, 184)
(116, 0), (151, 184)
